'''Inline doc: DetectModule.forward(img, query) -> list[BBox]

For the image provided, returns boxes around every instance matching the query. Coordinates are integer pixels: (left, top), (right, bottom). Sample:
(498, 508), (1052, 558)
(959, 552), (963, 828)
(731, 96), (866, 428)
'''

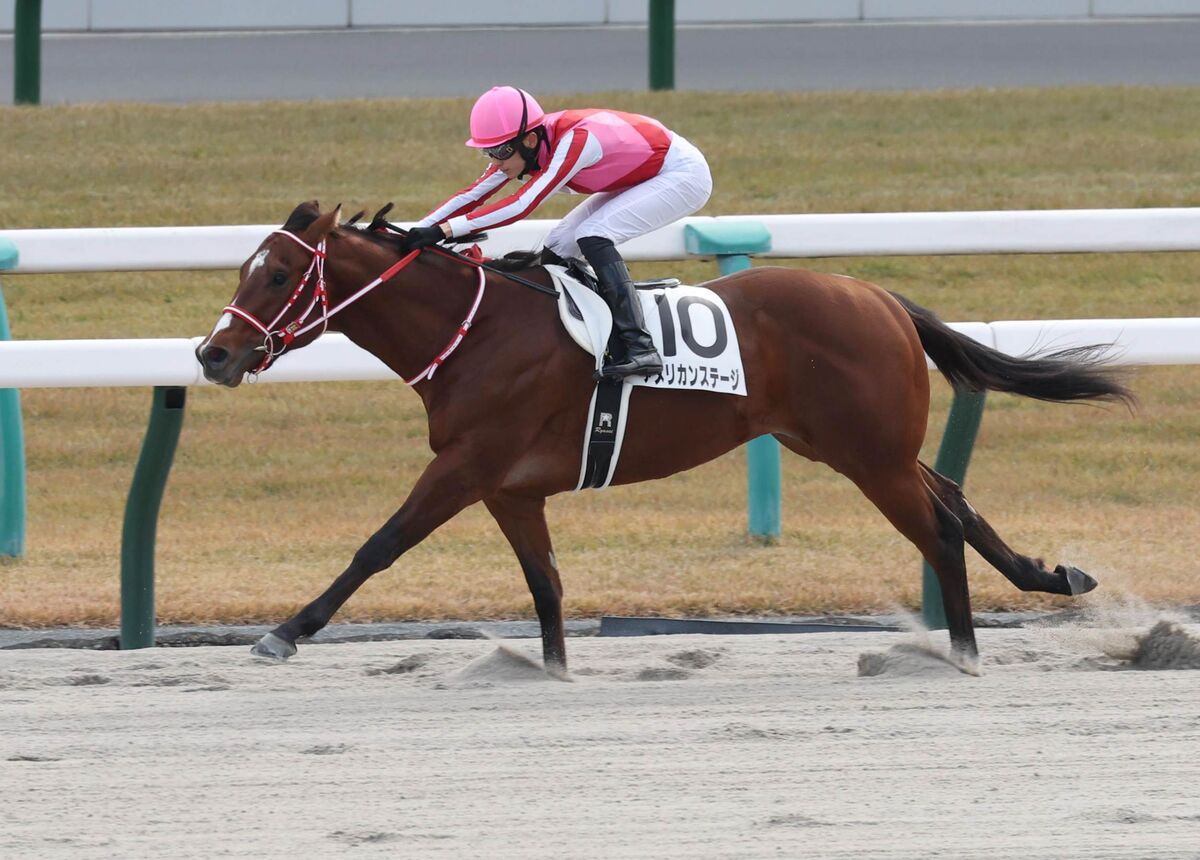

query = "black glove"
(403, 225), (447, 252)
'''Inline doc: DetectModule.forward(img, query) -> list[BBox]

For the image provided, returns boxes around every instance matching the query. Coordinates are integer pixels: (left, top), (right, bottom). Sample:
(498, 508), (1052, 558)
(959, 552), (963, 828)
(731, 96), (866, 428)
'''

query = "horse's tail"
(889, 291), (1136, 408)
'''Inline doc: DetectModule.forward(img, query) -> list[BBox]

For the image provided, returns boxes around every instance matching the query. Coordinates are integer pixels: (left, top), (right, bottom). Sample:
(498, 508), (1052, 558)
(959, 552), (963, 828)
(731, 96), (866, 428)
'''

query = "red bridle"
(220, 229), (486, 386)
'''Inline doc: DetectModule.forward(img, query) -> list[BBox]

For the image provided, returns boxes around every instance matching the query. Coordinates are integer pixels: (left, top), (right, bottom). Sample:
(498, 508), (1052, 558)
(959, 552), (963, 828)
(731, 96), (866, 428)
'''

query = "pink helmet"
(465, 86), (545, 148)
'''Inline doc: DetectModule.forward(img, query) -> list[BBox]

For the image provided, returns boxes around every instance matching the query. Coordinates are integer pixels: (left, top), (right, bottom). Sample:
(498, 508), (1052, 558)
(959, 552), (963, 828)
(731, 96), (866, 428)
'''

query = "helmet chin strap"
(516, 126), (547, 179)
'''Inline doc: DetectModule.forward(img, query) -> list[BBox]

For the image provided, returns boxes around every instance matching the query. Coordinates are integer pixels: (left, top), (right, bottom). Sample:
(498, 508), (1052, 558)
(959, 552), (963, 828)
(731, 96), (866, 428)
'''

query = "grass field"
(1, 87), (1198, 627)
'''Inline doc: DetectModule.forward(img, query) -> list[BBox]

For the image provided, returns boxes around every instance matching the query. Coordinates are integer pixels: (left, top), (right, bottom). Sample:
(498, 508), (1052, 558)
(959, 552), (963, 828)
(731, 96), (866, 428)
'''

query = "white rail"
(1, 317), (1197, 390)
(5, 208), (1200, 273)
(2, 209), (1197, 388)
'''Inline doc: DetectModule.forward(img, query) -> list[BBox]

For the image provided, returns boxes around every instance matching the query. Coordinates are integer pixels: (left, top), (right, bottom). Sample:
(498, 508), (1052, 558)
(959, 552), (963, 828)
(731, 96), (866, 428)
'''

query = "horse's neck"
(325, 238), (479, 384)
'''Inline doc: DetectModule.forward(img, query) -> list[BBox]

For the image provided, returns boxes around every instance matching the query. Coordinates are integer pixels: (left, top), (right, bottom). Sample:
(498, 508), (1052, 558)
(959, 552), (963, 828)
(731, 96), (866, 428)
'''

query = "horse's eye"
(271, 271), (288, 286)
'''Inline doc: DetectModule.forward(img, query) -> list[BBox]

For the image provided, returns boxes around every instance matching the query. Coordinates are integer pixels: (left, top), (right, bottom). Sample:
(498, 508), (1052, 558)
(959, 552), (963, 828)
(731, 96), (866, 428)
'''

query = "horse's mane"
(282, 201), (548, 274)
(352, 203), (550, 272)
(486, 250), (545, 272)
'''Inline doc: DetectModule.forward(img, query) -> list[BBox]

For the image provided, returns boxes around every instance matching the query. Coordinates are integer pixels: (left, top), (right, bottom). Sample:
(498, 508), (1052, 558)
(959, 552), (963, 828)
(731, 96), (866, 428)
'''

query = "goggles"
(484, 139), (520, 161)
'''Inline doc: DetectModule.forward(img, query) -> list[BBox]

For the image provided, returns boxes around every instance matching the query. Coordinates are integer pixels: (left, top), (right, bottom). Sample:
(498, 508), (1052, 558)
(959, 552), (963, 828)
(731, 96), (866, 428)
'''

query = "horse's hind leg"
(918, 463), (1097, 597)
(484, 493), (567, 673)
(772, 433), (978, 658)
(773, 426), (981, 662)
(848, 466), (978, 661)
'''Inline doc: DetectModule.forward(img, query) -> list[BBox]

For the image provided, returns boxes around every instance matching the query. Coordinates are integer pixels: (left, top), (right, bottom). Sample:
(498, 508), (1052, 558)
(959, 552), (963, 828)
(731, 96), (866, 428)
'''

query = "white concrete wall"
(1092, 0), (1200, 14)
(88, 0), (348, 31)
(4, 1), (1200, 32)
(861, 1), (1090, 21)
(353, 0), (607, 28)
(1, 0), (89, 31)
(607, 0), (861, 23)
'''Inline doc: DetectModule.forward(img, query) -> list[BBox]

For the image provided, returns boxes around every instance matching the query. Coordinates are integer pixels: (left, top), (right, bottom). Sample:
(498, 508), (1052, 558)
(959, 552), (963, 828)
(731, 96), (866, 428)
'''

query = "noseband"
(221, 230), (334, 374)
(221, 229), (486, 385)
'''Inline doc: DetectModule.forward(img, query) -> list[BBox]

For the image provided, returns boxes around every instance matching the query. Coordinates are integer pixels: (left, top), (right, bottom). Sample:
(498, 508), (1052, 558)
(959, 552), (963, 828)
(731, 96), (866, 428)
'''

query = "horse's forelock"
(282, 200), (321, 234)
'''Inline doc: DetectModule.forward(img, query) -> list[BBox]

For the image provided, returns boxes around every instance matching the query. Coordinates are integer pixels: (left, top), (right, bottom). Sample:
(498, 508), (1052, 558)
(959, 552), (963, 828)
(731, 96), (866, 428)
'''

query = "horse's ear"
(303, 204), (342, 244)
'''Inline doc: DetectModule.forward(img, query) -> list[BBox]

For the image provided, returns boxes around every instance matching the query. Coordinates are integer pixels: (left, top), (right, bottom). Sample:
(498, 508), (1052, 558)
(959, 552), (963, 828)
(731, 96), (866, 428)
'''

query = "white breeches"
(544, 134), (713, 259)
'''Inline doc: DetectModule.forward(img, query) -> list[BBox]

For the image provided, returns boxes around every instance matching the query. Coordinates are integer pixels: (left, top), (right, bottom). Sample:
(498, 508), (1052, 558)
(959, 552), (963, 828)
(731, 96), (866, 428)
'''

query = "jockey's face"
(489, 132), (538, 180)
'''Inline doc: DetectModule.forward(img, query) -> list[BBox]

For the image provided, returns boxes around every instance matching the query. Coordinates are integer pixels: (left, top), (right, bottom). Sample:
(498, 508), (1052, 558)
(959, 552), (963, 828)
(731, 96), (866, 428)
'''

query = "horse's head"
(198, 201), (341, 387)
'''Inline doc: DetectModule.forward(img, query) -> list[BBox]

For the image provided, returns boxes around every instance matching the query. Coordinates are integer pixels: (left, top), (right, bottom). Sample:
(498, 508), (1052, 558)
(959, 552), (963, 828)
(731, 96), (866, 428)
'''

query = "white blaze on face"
(201, 312), (235, 350)
(247, 248), (270, 278)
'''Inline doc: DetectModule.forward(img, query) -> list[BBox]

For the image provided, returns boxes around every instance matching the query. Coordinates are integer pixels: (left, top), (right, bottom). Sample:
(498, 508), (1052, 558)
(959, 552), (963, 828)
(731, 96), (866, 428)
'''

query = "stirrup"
(594, 352), (663, 382)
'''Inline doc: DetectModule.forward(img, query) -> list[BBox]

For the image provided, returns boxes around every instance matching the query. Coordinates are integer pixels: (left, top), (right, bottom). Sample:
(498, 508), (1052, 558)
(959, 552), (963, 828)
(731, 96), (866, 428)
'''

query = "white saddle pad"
(547, 265), (611, 374)
(547, 265), (748, 397)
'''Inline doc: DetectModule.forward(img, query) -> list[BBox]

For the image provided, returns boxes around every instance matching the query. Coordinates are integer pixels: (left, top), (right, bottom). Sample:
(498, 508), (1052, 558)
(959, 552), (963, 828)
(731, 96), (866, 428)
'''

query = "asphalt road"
(2, 19), (1199, 105)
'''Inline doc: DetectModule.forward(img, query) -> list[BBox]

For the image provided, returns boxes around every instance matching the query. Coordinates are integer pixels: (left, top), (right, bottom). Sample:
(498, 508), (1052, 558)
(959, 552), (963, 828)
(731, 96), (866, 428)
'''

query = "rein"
(427, 242), (559, 298)
(374, 222), (559, 298)
(222, 229), (486, 386)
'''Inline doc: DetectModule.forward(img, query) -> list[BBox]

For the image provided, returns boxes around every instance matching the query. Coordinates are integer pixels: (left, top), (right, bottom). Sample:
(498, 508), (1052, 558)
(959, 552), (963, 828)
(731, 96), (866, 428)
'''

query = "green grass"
(1, 87), (1199, 626)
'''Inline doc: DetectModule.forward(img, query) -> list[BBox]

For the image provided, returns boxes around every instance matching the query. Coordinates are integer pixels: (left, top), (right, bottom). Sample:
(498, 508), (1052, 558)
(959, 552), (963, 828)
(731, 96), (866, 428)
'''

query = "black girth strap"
(578, 379), (630, 490)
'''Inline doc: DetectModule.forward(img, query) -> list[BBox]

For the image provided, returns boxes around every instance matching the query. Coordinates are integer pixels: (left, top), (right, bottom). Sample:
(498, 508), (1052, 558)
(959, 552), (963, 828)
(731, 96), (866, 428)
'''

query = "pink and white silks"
(418, 108), (713, 260)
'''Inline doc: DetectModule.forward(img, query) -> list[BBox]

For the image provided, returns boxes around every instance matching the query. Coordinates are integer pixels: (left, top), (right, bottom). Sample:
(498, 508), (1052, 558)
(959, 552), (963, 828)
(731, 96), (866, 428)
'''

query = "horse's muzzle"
(196, 343), (245, 387)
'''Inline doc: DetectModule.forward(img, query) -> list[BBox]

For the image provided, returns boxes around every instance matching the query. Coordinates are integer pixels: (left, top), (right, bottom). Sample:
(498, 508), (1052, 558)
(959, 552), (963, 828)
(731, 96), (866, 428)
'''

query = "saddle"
(537, 260), (747, 491)
(548, 262), (680, 374)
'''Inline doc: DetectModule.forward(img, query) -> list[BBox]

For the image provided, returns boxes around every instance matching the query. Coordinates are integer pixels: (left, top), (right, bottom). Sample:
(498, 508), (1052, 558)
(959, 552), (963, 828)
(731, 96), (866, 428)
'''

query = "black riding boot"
(578, 236), (663, 380)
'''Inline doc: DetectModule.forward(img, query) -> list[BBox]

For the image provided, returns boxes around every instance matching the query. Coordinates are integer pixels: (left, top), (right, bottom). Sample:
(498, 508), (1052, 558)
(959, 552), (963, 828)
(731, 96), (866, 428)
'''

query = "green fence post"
(120, 386), (186, 650)
(14, 0), (43, 106)
(0, 238), (25, 557)
(683, 222), (776, 541)
(648, 0), (675, 91)
(921, 390), (987, 629)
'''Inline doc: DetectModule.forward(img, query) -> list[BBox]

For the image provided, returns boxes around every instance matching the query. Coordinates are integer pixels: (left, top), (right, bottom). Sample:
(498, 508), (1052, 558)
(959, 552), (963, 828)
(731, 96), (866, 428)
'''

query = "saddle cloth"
(546, 265), (748, 397)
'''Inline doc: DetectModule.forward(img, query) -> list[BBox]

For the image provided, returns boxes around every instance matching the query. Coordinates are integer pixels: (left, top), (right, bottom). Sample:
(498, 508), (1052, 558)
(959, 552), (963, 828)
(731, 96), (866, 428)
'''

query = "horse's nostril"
(201, 345), (229, 371)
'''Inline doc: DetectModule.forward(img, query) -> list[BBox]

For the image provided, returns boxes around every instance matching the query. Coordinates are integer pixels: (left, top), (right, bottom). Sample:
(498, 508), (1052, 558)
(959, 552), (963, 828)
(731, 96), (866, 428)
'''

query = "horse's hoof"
(953, 652), (982, 677)
(1058, 565), (1098, 596)
(251, 632), (297, 661)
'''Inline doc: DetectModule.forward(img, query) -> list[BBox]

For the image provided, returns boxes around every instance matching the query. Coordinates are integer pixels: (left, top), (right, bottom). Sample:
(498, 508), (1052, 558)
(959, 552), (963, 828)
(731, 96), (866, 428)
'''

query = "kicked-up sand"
(1, 617), (1198, 859)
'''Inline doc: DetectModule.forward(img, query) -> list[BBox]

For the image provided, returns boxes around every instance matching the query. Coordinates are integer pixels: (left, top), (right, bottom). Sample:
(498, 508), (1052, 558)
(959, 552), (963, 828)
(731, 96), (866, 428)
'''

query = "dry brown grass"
(1, 88), (1198, 626)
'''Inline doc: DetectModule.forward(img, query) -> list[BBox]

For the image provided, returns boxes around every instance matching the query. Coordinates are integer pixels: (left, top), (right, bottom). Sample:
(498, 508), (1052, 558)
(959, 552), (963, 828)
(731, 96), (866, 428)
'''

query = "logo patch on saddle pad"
(547, 266), (748, 397)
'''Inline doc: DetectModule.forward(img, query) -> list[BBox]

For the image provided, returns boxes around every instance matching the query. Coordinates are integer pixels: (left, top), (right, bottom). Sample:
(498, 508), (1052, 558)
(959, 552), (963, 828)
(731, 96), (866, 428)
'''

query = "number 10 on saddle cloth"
(631, 286), (747, 395)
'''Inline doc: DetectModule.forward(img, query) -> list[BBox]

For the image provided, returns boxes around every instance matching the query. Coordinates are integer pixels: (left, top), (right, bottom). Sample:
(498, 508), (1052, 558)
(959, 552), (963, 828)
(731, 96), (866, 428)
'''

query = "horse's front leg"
(252, 448), (486, 660)
(483, 492), (566, 673)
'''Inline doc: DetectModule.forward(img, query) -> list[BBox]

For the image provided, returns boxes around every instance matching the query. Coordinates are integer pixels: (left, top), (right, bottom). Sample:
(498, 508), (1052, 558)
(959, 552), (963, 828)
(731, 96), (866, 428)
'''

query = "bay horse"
(197, 201), (1133, 672)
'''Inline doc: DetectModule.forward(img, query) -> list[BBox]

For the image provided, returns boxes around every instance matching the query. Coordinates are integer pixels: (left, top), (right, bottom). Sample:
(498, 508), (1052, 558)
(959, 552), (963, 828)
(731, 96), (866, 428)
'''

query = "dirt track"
(2, 620), (1198, 859)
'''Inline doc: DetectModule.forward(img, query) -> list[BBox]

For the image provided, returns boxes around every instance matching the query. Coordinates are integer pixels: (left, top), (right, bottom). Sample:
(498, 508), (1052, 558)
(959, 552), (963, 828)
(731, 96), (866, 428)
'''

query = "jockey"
(405, 85), (713, 381)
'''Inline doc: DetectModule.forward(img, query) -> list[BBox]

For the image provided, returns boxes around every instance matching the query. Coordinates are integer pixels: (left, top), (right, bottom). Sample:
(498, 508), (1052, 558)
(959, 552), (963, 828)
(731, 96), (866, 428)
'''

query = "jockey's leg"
(543, 193), (613, 261)
(578, 235), (663, 380)
(559, 134), (712, 380)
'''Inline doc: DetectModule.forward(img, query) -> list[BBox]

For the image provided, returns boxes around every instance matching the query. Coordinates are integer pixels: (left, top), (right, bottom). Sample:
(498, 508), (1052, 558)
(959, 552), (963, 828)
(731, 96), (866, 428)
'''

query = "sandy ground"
(1, 616), (1198, 859)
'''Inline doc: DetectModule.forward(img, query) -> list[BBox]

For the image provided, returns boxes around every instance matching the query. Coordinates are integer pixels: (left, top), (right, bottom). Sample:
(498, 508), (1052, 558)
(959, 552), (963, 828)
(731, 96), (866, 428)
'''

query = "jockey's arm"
(416, 164), (510, 228)
(445, 128), (602, 237)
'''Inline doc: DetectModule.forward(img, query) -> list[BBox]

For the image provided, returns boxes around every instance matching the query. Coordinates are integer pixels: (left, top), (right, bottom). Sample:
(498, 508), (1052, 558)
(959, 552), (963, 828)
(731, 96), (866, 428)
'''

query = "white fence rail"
(5, 208), (1200, 273)
(2, 208), (1198, 387)
(2, 317), (1199, 391)
(2, 208), (1197, 632)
